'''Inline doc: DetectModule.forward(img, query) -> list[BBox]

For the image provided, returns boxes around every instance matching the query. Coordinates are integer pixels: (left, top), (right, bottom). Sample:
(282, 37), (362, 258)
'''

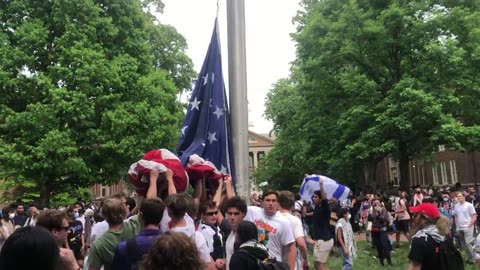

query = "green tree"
(259, 0), (480, 190)
(0, 0), (194, 206)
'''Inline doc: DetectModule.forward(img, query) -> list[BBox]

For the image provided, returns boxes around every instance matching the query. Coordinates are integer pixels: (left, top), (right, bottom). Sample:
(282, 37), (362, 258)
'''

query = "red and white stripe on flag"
(186, 154), (224, 184)
(128, 149), (189, 196)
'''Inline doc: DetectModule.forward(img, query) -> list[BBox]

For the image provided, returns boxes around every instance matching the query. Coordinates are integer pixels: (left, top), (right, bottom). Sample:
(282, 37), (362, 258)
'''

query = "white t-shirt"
(171, 225), (211, 264)
(225, 231), (235, 270)
(278, 212), (304, 239)
(159, 209), (195, 233)
(454, 202), (476, 229)
(294, 200), (303, 212)
(245, 206), (295, 262)
(90, 220), (108, 244)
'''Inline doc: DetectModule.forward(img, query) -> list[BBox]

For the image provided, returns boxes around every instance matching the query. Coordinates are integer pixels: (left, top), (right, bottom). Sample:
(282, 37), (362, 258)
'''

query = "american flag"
(177, 19), (234, 181)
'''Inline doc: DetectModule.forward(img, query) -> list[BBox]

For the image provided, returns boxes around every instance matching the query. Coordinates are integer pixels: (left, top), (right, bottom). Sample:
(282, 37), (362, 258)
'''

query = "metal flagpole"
(226, 0), (250, 201)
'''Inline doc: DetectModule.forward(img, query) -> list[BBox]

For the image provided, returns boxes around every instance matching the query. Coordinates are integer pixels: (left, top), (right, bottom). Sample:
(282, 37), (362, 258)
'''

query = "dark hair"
(27, 203), (38, 209)
(236, 221), (258, 244)
(0, 227), (59, 270)
(15, 203), (25, 209)
(126, 197), (137, 213)
(278, 191), (295, 209)
(140, 232), (202, 270)
(185, 194), (198, 220)
(166, 194), (188, 220)
(67, 206), (75, 214)
(223, 197), (247, 214)
(313, 190), (322, 197)
(36, 210), (67, 231)
(199, 200), (217, 214)
(1, 207), (11, 219)
(140, 198), (165, 226)
(261, 190), (279, 201)
(337, 208), (349, 218)
(74, 202), (83, 209)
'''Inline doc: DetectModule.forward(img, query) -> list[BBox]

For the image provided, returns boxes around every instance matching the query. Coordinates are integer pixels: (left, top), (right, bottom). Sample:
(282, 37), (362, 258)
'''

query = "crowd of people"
(0, 172), (479, 270)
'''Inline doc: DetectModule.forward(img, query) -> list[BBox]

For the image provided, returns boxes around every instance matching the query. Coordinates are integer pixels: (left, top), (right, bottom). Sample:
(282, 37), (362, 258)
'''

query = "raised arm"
(166, 169), (176, 195)
(213, 179), (224, 208)
(146, 169), (159, 198)
(225, 175), (235, 199)
(319, 177), (327, 200)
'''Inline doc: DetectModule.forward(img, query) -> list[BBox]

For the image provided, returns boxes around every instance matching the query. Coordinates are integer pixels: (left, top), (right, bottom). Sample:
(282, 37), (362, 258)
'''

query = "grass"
(307, 240), (478, 270)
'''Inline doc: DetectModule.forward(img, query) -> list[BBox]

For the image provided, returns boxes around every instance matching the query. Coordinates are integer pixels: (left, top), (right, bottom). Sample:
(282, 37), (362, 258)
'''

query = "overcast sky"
(157, 0), (300, 134)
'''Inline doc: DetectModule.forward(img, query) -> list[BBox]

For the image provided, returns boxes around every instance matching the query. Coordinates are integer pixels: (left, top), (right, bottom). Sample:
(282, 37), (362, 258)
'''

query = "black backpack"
(436, 238), (464, 270)
(237, 249), (290, 270)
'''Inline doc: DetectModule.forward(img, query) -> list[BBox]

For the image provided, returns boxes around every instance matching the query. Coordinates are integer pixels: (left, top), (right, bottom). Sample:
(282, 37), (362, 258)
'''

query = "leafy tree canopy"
(259, 0), (480, 191)
(0, 0), (195, 206)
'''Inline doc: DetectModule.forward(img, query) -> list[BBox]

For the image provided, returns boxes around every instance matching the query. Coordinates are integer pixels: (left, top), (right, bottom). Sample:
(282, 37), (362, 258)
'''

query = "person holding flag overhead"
(305, 177), (334, 270)
(299, 174), (351, 203)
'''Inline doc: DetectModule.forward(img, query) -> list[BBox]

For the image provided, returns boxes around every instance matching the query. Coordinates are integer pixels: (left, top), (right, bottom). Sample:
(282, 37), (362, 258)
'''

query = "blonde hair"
(436, 215), (451, 236)
(101, 198), (125, 225)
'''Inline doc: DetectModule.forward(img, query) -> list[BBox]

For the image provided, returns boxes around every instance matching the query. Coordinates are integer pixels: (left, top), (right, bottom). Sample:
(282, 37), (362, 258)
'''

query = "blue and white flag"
(299, 174), (351, 202)
(177, 19), (234, 179)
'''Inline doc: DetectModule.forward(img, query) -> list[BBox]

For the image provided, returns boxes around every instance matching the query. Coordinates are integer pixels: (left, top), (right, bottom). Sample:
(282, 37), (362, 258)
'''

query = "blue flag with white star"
(177, 19), (235, 178)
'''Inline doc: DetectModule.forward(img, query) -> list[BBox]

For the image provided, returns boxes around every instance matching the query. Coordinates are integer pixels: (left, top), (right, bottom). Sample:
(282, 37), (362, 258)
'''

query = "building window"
(258, 151), (265, 163)
(248, 136), (257, 142)
(440, 162), (448, 185)
(248, 152), (254, 170)
(449, 160), (457, 184)
(432, 164), (439, 185)
(101, 184), (107, 197)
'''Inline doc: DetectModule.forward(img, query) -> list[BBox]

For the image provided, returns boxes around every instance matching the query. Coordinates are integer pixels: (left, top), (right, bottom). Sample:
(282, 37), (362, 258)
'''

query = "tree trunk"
(368, 160), (377, 188)
(39, 181), (51, 208)
(354, 163), (366, 192)
(399, 143), (410, 190)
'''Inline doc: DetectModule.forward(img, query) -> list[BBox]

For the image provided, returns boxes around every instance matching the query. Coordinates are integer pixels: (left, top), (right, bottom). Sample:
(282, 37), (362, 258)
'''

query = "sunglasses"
(205, 211), (218, 216)
(56, 226), (69, 232)
(227, 211), (241, 216)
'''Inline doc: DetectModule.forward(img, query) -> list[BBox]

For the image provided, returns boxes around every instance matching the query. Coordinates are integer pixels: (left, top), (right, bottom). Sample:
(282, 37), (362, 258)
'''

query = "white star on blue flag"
(177, 19), (235, 179)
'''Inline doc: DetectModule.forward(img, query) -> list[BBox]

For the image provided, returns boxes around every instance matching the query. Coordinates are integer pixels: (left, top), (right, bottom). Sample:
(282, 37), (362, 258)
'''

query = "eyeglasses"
(205, 211), (218, 216)
(227, 211), (241, 216)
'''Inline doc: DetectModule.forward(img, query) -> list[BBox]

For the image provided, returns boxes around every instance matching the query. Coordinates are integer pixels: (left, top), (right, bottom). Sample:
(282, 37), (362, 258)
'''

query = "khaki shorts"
(313, 239), (334, 263)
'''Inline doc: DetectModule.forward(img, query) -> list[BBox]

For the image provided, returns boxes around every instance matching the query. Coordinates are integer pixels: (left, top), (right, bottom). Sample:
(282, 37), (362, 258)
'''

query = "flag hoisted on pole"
(227, 0), (250, 200)
(177, 19), (235, 180)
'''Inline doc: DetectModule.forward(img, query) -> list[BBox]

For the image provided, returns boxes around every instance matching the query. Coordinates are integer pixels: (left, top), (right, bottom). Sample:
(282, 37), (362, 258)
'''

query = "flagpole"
(226, 0), (250, 201)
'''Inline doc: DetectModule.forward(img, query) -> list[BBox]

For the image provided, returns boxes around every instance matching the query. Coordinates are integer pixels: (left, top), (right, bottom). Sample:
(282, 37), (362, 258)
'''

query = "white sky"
(157, 0), (300, 134)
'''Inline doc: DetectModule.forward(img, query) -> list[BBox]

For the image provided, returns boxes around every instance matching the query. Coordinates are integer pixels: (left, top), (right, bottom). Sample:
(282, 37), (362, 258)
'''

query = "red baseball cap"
(409, 203), (440, 220)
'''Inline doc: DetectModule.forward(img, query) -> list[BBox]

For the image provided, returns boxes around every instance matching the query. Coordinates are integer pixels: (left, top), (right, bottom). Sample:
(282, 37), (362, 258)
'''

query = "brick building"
(373, 147), (479, 188)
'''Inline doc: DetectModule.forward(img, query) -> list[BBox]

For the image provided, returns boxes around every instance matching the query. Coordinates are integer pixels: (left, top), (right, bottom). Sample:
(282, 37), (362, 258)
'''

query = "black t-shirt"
(13, 215), (27, 227)
(68, 220), (83, 251)
(408, 235), (443, 270)
(311, 199), (332, 241)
